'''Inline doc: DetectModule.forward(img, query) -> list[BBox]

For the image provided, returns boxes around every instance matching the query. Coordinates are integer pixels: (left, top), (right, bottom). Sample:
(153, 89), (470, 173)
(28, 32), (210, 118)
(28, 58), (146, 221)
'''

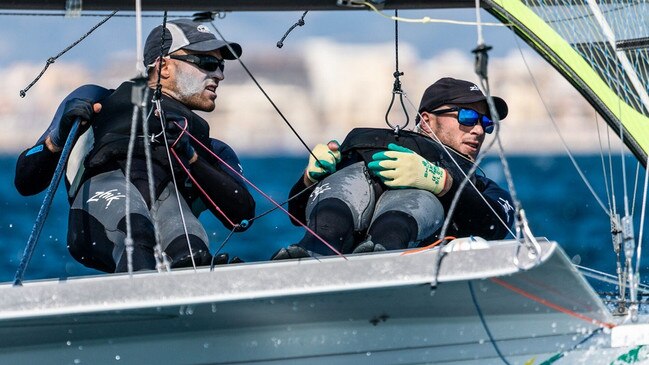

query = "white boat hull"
(0, 239), (642, 364)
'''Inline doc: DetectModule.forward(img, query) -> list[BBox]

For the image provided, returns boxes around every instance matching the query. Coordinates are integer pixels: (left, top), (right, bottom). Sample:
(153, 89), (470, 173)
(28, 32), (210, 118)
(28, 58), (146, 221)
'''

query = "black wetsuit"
(287, 128), (514, 252)
(15, 82), (255, 272)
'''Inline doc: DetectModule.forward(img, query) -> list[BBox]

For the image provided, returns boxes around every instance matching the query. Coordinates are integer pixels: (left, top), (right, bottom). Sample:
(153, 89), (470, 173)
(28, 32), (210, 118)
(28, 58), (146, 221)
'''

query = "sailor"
(273, 77), (515, 258)
(14, 19), (255, 272)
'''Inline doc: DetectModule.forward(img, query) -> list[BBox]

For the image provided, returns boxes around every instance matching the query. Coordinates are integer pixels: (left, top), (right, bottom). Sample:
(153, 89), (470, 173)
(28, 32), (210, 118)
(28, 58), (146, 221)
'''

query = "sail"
(485, 0), (649, 163)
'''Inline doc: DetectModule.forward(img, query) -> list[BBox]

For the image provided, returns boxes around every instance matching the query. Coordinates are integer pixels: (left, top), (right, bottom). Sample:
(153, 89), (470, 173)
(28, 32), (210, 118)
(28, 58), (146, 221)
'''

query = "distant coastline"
(0, 41), (623, 155)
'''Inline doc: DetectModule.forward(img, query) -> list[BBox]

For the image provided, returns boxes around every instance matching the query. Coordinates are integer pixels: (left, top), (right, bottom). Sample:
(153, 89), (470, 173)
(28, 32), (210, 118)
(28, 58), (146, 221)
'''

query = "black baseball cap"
(143, 19), (242, 68)
(417, 77), (508, 121)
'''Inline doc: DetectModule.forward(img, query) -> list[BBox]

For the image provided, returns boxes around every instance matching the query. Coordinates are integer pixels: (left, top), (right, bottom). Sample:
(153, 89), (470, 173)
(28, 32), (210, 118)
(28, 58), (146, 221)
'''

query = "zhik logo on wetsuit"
(87, 189), (127, 208)
(469, 85), (480, 91)
(310, 183), (332, 202)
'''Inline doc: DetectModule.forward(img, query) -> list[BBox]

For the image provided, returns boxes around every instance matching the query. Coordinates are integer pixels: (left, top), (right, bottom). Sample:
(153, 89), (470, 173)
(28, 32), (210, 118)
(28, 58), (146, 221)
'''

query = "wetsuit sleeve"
(448, 176), (515, 240)
(190, 141), (255, 231)
(287, 173), (316, 226)
(14, 84), (110, 196)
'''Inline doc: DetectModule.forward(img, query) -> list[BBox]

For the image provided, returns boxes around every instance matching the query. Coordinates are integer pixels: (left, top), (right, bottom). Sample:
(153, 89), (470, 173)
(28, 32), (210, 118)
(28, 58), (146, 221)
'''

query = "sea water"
(1, 154), (647, 293)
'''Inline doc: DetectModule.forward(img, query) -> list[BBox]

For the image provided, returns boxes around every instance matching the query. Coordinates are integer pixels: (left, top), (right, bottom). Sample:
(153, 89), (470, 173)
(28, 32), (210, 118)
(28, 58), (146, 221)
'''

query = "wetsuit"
(287, 128), (514, 255)
(15, 81), (255, 272)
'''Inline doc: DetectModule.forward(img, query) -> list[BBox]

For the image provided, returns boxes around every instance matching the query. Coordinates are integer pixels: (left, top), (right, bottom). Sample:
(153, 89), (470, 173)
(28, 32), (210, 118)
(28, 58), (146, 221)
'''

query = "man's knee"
(165, 235), (212, 268)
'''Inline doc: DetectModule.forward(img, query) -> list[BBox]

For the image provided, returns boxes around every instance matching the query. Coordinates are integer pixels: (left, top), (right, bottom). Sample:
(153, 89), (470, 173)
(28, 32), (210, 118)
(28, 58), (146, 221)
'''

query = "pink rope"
(170, 149), (237, 228)
(170, 122), (345, 258)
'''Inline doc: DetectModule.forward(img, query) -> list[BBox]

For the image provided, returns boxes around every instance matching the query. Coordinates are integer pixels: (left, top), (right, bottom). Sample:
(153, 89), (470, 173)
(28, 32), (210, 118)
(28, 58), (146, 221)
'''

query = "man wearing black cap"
(273, 77), (514, 259)
(15, 19), (255, 272)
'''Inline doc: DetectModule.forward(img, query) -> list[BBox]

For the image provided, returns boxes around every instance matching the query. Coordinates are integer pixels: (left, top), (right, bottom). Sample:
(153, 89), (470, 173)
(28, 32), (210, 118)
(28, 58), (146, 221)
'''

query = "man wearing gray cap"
(15, 19), (255, 272)
(273, 77), (514, 259)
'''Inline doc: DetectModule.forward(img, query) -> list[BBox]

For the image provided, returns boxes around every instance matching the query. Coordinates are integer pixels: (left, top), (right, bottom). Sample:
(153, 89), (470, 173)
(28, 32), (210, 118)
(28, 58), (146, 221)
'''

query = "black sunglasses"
(169, 54), (225, 73)
(430, 106), (494, 134)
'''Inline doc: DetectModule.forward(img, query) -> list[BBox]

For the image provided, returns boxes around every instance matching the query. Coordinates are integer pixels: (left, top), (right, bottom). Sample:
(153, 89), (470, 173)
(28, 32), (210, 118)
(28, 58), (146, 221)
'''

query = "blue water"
(1, 154), (647, 289)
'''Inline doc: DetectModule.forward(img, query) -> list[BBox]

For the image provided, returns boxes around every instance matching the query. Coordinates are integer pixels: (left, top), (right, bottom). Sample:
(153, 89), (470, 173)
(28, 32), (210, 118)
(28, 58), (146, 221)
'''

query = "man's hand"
(368, 143), (452, 196)
(164, 115), (197, 165)
(48, 98), (101, 151)
(305, 140), (341, 185)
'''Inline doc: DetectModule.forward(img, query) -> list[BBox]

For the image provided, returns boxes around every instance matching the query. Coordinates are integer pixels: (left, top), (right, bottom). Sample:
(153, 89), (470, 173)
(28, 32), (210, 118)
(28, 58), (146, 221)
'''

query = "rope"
(491, 277), (616, 329)
(180, 127), (346, 258)
(207, 21), (323, 166)
(124, 100), (140, 275)
(139, 89), (169, 271)
(19, 10), (117, 98)
(13, 119), (80, 286)
(468, 281), (512, 365)
(169, 148), (237, 228)
(384, 9), (409, 132)
(210, 227), (238, 270)
(361, 1), (507, 26)
(154, 103), (199, 270)
(276, 11), (308, 48)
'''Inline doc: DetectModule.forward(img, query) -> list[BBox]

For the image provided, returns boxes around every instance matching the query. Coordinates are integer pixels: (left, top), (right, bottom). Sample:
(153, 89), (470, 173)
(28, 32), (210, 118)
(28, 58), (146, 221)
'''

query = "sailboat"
(1, 0), (649, 364)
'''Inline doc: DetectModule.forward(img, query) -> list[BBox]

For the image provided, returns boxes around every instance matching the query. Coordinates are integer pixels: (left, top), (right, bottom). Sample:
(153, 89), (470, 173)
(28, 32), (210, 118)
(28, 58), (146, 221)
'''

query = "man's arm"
(189, 140), (255, 231)
(14, 85), (108, 196)
(450, 176), (515, 240)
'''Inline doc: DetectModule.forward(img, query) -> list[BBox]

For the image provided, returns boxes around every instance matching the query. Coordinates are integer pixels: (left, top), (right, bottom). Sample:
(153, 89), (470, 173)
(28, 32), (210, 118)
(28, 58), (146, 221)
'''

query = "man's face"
(421, 101), (489, 161)
(165, 49), (225, 112)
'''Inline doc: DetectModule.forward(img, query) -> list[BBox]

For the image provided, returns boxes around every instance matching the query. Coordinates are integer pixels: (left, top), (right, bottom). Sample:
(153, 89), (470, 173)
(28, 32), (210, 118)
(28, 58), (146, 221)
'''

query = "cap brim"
(183, 39), (242, 60)
(449, 95), (508, 120)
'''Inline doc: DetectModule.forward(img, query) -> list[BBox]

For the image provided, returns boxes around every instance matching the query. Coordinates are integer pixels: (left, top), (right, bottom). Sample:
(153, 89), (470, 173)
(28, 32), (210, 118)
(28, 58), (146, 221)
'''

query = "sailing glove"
(368, 143), (451, 196)
(50, 98), (95, 148)
(305, 141), (341, 184)
(164, 115), (196, 164)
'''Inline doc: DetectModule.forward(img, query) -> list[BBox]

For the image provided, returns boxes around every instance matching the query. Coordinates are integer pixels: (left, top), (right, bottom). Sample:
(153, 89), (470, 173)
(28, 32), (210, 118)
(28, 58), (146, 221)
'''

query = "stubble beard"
(175, 67), (215, 112)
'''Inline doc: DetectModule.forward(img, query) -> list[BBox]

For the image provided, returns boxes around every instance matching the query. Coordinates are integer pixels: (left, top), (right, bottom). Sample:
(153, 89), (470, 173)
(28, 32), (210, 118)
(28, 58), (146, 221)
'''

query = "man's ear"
(419, 112), (433, 133)
(149, 58), (171, 79)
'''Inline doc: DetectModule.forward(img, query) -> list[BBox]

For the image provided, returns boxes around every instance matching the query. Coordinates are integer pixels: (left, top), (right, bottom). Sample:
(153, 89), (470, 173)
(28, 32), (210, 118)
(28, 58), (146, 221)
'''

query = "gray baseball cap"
(143, 19), (242, 68)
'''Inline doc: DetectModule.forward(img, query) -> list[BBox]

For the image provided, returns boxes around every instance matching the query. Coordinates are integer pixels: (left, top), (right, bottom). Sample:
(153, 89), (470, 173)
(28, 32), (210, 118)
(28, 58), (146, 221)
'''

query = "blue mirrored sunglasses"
(169, 54), (225, 73)
(430, 107), (494, 134)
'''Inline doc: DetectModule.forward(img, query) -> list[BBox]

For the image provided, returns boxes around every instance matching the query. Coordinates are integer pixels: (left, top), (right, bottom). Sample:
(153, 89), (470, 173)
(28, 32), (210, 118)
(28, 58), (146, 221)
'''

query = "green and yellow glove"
(305, 141), (341, 184)
(368, 143), (451, 196)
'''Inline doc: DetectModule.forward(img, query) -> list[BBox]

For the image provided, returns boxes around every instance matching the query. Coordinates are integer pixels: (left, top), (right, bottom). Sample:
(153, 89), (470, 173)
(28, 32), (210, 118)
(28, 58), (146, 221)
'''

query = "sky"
(0, 8), (520, 73)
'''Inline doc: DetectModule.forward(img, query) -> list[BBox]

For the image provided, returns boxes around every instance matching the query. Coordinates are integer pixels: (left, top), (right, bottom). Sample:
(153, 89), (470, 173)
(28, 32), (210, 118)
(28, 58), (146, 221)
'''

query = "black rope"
(384, 9), (409, 132)
(19, 10), (118, 98)
(277, 11), (308, 48)
(209, 21), (323, 164)
(210, 227), (238, 270)
(249, 183), (314, 223)
(153, 11), (168, 101)
(468, 281), (512, 365)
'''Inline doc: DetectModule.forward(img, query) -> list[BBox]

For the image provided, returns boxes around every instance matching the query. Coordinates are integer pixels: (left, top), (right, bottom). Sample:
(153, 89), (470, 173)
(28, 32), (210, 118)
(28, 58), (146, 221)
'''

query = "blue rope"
(468, 281), (512, 365)
(13, 119), (80, 286)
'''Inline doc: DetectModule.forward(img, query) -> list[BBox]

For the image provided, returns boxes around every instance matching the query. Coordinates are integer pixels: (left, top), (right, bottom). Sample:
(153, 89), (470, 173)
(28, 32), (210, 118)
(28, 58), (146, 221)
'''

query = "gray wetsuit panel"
(305, 162), (376, 231)
(71, 169), (207, 264)
(370, 189), (444, 246)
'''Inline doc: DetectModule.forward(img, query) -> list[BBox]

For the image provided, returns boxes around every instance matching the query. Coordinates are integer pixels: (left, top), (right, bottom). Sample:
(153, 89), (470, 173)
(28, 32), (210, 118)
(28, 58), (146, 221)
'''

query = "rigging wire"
(139, 87), (169, 271)
(19, 10), (118, 98)
(384, 9), (409, 132)
(511, 35), (610, 218)
(145, 13), (200, 270)
(360, 1), (507, 27)
(179, 124), (346, 258)
(206, 20), (324, 166)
